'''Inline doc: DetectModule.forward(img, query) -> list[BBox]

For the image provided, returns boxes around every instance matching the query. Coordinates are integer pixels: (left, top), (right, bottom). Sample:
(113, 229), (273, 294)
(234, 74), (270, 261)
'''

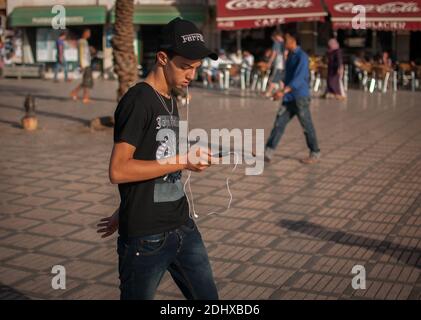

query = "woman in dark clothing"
(325, 38), (346, 100)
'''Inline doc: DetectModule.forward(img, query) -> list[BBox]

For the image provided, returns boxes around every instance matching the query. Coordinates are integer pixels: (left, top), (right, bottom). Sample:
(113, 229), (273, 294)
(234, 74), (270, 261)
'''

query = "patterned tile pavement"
(0, 78), (420, 300)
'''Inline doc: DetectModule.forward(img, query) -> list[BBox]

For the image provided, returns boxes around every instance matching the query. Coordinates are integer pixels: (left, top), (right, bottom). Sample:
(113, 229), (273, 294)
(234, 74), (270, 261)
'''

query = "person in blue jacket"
(264, 29), (321, 164)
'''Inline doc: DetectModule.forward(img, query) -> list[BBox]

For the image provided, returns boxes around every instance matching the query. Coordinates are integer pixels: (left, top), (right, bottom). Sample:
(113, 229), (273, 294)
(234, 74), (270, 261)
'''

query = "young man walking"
(70, 29), (94, 104)
(98, 18), (219, 300)
(264, 30), (321, 164)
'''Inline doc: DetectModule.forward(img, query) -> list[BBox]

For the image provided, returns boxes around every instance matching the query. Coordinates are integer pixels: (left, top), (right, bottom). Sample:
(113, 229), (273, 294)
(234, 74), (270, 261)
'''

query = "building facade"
(5, 0), (420, 75)
(6, 0), (215, 75)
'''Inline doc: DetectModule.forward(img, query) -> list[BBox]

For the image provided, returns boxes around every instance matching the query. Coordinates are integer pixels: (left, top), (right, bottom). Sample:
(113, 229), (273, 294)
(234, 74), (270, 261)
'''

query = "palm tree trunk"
(112, 0), (138, 100)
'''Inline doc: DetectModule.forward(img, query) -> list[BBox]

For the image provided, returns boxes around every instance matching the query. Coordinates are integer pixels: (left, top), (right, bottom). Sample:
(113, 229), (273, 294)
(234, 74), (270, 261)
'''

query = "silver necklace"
(153, 88), (174, 119)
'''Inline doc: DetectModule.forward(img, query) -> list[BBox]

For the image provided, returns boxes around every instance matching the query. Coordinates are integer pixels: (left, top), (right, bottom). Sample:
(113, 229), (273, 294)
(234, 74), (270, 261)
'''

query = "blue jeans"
(54, 61), (68, 81)
(117, 218), (218, 300)
(266, 96), (320, 153)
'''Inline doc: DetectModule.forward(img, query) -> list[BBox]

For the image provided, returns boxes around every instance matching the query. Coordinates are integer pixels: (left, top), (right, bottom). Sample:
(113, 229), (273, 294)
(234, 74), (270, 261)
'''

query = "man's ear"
(157, 51), (168, 66)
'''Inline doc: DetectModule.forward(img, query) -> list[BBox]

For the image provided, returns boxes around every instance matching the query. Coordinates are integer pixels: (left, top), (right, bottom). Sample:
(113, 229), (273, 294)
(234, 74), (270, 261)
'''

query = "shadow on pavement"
(14, 92), (116, 103)
(0, 118), (21, 128)
(0, 83), (46, 95)
(0, 82), (115, 103)
(0, 103), (90, 126)
(279, 219), (421, 270)
(0, 284), (31, 300)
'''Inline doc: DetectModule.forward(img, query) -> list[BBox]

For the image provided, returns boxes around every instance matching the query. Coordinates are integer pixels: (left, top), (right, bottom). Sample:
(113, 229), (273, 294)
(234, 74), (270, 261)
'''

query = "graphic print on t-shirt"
(154, 115), (184, 203)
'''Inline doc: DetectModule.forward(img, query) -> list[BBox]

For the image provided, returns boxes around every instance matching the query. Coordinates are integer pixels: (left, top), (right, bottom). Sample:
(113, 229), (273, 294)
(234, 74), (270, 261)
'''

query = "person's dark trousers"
(117, 218), (219, 300)
(266, 96), (320, 153)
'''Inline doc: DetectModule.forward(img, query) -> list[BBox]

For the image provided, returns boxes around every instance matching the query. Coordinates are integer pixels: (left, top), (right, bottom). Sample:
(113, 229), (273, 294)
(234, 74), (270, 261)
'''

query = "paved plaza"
(0, 78), (420, 300)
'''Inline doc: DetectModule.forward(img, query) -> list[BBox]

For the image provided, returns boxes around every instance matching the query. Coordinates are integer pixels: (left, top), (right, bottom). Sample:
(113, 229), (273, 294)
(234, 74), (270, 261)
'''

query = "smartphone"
(211, 151), (230, 158)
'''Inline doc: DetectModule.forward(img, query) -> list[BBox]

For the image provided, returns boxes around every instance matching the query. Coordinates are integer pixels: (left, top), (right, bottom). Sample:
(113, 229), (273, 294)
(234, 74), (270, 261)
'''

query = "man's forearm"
(110, 155), (185, 184)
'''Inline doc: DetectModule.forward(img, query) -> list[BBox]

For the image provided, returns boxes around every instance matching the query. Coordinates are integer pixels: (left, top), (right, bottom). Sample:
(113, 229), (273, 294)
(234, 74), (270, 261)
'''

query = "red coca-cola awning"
(325, 0), (421, 30)
(216, 0), (328, 30)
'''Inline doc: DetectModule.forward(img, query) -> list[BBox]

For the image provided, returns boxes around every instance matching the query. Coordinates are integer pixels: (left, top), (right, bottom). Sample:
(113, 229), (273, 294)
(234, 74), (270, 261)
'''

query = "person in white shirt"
(265, 31), (287, 97)
(70, 29), (94, 104)
(228, 50), (242, 65)
(242, 50), (254, 69)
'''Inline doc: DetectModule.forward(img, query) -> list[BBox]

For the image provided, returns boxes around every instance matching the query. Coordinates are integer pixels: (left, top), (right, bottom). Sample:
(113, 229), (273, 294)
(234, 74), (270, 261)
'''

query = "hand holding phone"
(211, 151), (230, 158)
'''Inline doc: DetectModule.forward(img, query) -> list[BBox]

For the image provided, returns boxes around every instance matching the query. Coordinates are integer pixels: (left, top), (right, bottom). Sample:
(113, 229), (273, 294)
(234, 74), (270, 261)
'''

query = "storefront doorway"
(410, 31), (421, 63)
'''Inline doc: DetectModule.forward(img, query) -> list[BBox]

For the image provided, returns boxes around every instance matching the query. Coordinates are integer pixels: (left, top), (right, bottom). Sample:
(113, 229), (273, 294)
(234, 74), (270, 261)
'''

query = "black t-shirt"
(113, 82), (189, 238)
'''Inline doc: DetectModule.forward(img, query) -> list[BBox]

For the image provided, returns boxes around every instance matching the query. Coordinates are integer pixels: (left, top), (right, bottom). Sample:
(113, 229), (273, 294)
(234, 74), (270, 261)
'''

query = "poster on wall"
(36, 28), (58, 62)
(9, 29), (23, 64)
(64, 41), (78, 62)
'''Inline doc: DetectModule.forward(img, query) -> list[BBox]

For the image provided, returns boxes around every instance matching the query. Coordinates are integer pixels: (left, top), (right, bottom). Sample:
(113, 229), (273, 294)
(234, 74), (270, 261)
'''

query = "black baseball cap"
(159, 17), (218, 61)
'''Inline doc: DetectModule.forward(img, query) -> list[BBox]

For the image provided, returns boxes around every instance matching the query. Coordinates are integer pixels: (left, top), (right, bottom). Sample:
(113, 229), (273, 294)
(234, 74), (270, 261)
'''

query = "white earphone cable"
(183, 85), (238, 220)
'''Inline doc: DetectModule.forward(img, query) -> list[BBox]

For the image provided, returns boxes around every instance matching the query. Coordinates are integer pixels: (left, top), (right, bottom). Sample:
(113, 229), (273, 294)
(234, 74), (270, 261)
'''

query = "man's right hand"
(184, 147), (212, 172)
